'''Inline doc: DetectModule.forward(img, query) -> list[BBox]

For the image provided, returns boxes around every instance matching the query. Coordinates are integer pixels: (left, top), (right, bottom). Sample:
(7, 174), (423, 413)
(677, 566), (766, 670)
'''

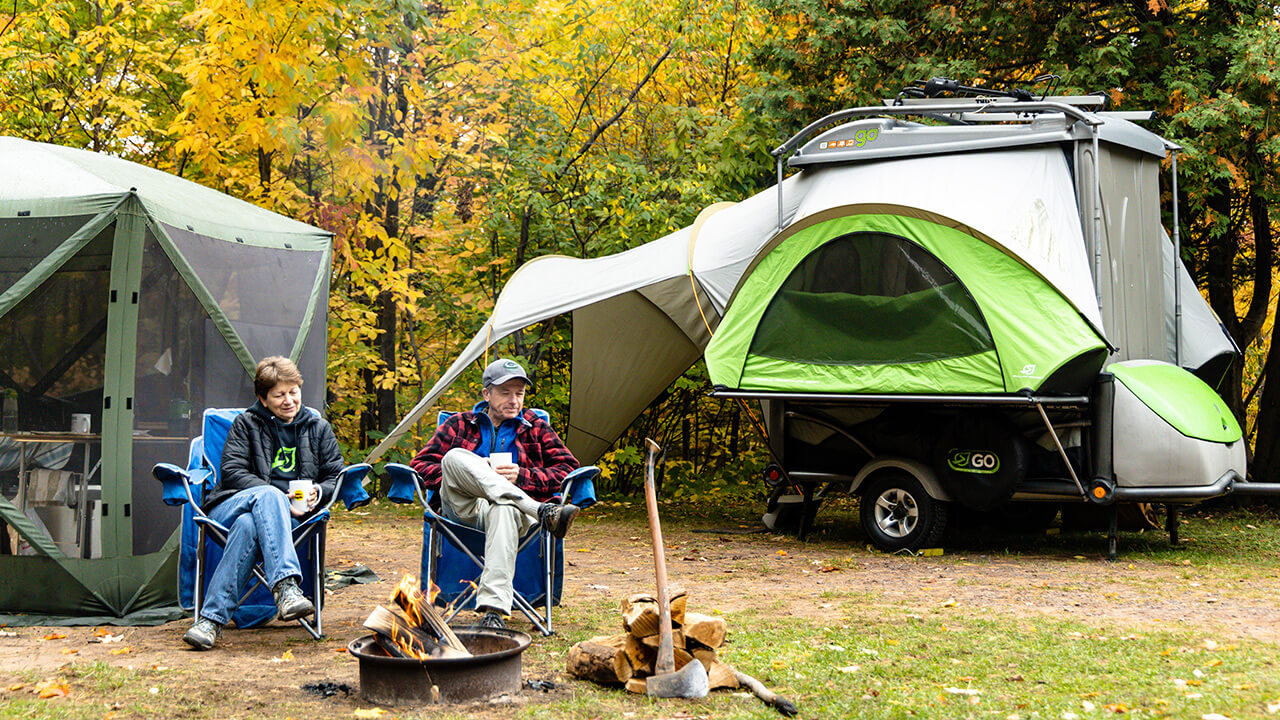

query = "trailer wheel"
(860, 473), (949, 552)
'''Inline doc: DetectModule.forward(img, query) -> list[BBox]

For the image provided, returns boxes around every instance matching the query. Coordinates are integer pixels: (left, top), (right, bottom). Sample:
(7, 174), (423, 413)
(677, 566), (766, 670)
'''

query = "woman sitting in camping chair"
(183, 356), (345, 650)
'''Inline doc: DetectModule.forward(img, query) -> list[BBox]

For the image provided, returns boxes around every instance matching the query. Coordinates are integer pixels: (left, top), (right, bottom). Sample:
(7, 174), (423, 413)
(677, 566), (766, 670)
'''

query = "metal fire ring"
(348, 627), (532, 705)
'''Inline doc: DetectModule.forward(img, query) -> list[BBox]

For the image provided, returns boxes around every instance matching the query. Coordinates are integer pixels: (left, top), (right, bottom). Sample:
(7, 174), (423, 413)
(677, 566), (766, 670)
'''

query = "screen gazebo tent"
(0, 137), (332, 620)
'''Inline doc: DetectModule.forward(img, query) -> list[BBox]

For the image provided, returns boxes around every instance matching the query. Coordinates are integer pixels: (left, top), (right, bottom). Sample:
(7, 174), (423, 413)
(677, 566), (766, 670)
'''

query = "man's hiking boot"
(183, 617), (223, 650)
(272, 577), (315, 622)
(538, 502), (579, 539)
(478, 608), (506, 630)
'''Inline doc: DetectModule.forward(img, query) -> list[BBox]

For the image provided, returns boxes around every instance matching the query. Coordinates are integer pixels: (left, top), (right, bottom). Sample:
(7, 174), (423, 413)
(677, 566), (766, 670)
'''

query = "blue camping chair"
(152, 407), (371, 639)
(383, 409), (598, 636)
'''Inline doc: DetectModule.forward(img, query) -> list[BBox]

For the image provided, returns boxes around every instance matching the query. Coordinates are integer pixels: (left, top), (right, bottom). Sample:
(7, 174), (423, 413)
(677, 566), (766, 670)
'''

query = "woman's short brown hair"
(254, 356), (304, 399)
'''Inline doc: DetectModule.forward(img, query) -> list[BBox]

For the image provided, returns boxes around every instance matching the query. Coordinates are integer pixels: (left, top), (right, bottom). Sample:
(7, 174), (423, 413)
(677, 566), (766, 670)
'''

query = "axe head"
(646, 658), (709, 699)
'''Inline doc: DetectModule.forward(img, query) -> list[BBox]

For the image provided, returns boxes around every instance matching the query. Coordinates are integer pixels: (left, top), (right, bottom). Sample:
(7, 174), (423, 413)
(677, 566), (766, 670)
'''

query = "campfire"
(363, 575), (471, 659)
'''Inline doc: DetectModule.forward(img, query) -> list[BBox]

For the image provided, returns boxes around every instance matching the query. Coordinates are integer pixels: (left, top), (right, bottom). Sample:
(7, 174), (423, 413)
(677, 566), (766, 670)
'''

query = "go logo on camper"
(947, 448), (1000, 475)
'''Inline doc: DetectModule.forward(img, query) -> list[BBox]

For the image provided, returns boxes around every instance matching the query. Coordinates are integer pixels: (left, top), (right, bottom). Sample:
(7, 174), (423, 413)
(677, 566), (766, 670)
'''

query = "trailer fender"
(850, 459), (952, 502)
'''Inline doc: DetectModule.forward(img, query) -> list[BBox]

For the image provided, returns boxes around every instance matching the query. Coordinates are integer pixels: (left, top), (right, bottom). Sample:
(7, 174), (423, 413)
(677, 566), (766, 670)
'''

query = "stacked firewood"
(567, 590), (739, 693)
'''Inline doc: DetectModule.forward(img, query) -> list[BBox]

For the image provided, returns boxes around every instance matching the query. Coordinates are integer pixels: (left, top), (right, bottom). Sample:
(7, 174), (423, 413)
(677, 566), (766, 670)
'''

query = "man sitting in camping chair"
(408, 358), (581, 630)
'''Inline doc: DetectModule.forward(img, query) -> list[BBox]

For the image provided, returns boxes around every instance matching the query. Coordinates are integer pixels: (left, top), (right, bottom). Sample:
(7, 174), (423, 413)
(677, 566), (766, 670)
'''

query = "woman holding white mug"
(182, 356), (345, 650)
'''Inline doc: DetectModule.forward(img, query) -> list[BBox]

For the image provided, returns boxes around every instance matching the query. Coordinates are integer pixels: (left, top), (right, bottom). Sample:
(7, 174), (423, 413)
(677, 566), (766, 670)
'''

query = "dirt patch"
(1, 504), (1277, 717)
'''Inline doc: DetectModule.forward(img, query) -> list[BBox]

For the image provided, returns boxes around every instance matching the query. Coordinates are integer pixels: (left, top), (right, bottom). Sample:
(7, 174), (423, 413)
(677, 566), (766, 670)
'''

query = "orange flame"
(382, 574), (446, 659)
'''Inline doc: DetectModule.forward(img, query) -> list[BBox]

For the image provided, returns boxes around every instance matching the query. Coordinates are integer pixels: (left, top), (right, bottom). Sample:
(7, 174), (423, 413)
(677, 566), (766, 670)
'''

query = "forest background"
(2, 0), (1277, 499)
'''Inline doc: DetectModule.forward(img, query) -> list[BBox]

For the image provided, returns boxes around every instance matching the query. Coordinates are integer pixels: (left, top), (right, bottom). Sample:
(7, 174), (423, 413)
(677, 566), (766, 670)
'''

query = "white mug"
(70, 413), (90, 434)
(288, 480), (314, 513)
(488, 452), (513, 469)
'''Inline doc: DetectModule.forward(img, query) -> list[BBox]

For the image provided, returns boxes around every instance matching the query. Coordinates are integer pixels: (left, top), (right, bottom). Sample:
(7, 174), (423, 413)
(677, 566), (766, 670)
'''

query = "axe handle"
(643, 438), (675, 676)
(734, 670), (799, 717)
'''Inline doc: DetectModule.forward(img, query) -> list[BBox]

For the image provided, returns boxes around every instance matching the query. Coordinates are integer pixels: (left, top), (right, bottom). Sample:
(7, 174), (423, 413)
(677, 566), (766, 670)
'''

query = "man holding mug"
(409, 358), (581, 630)
(182, 356), (345, 650)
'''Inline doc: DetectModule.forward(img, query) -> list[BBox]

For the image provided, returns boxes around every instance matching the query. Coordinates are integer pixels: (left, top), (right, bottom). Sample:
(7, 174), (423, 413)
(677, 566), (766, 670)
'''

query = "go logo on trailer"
(947, 448), (1000, 474)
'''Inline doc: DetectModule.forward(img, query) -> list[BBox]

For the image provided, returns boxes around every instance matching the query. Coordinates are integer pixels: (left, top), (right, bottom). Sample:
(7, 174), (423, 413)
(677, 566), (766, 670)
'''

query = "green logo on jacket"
(272, 447), (297, 473)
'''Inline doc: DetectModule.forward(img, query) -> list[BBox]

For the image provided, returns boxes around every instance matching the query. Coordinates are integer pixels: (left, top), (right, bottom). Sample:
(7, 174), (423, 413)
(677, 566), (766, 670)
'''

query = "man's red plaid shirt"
(408, 409), (579, 502)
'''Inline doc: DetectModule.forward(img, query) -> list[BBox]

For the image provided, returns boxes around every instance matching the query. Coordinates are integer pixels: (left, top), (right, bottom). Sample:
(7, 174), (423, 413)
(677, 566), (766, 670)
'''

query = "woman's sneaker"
(183, 617), (223, 650)
(272, 577), (315, 621)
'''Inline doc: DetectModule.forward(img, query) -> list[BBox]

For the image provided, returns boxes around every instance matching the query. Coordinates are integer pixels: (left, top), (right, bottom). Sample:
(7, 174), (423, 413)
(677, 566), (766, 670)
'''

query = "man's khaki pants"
(439, 447), (542, 615)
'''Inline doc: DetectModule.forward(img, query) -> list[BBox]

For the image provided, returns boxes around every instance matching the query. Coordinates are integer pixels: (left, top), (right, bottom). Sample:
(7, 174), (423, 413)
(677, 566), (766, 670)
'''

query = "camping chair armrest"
(383, 463), (428, 507)
(332, 463), (373, 511)
(151, 463), (211, 508)
(560, 465), (600, 509)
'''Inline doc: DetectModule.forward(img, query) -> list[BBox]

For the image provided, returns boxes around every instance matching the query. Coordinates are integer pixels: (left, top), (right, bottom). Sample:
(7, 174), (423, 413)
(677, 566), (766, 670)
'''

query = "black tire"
(859, 472), (949, 552)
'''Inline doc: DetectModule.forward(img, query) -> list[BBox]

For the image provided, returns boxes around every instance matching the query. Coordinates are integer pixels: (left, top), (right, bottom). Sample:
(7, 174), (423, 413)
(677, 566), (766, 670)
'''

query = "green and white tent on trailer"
(370, 91), (1263, 555)
(0, 137), (332, 621)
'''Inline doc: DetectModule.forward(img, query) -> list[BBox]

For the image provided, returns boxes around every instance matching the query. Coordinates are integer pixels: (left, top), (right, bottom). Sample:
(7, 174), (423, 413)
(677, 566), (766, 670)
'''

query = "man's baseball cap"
(482, 358), (532, 389)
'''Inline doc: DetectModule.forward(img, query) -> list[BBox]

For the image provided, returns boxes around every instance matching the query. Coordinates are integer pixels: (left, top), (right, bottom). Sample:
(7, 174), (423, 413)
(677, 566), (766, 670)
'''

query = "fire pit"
(348, 626), (532, 704)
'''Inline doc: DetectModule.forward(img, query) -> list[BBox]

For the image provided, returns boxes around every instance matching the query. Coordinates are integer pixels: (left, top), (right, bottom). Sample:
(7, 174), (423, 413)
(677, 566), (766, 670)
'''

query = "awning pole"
(775, 155), (784, 231)
(1092, 127), (1105, 316)
(1171, 151), (1182, 367)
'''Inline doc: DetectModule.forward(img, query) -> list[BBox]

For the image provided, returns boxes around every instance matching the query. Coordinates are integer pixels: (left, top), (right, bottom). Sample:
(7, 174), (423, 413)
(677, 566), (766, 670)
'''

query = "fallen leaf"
(1082, 700), (1097, 712)
(35, 680), (69, 699)
(40, 633), (66, 641)
(354, 709), (387, 718)
(1205, 658), (1223, 668)
(110, 647), (132, 655)
(776, 550), (788, 556)
(93, 627), (113, 637)
(941, 598), (958, 608)
(1203, 639), (1219, 650)
(1265, 699), (1280, 713)
(59, 648), (78, 655)
(1104, 702), (1128, 712)
(7, 683), (24, 692)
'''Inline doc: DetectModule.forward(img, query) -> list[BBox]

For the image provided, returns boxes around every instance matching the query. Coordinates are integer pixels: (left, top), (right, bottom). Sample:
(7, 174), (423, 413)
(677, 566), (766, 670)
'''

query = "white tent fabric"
(1161, 231), (1236, 371)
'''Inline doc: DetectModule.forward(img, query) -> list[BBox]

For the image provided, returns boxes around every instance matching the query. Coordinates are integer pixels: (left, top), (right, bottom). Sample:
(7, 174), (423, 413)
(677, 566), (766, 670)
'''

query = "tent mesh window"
(0, 223), (114, 426)
(162, 224), (320, 364)
(0, 216), (97, 297)
(749, 231), (995, 365)
(130, 228), (210, 555)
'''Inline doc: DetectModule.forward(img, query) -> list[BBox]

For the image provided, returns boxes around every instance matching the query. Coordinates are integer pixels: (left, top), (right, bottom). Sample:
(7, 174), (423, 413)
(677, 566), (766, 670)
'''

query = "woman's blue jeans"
(200, 485), (301, 626)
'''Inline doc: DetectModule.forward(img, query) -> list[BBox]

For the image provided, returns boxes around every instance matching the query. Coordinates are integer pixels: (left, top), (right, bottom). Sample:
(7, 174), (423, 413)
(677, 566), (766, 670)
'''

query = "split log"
(672, 646), (694, 671)
(622, 589), (688, 637)
(625, 634), (655, 676)
(621, 594), (659, 637)
(390, 582), (467, 653)
(682, 612), (727, 649)
(363, 606), (469, 659)
(707, 659), (739, 690)
(567, 636), (633, 685)
(625, 677), (648, 694)
(689, 645), (718, 668)
(669, 590), (687, 626)
(640, 628), (685, 650)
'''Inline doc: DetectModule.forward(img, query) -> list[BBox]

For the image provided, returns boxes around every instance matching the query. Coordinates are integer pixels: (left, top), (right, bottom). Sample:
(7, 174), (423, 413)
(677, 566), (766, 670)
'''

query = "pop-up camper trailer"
(370, 80), (1280, 557)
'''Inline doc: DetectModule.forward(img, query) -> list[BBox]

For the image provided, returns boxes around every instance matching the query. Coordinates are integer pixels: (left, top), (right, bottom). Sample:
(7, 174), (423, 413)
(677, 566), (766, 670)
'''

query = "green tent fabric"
(706, 212), (1107, 394)
(0, 137), (332, 621)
